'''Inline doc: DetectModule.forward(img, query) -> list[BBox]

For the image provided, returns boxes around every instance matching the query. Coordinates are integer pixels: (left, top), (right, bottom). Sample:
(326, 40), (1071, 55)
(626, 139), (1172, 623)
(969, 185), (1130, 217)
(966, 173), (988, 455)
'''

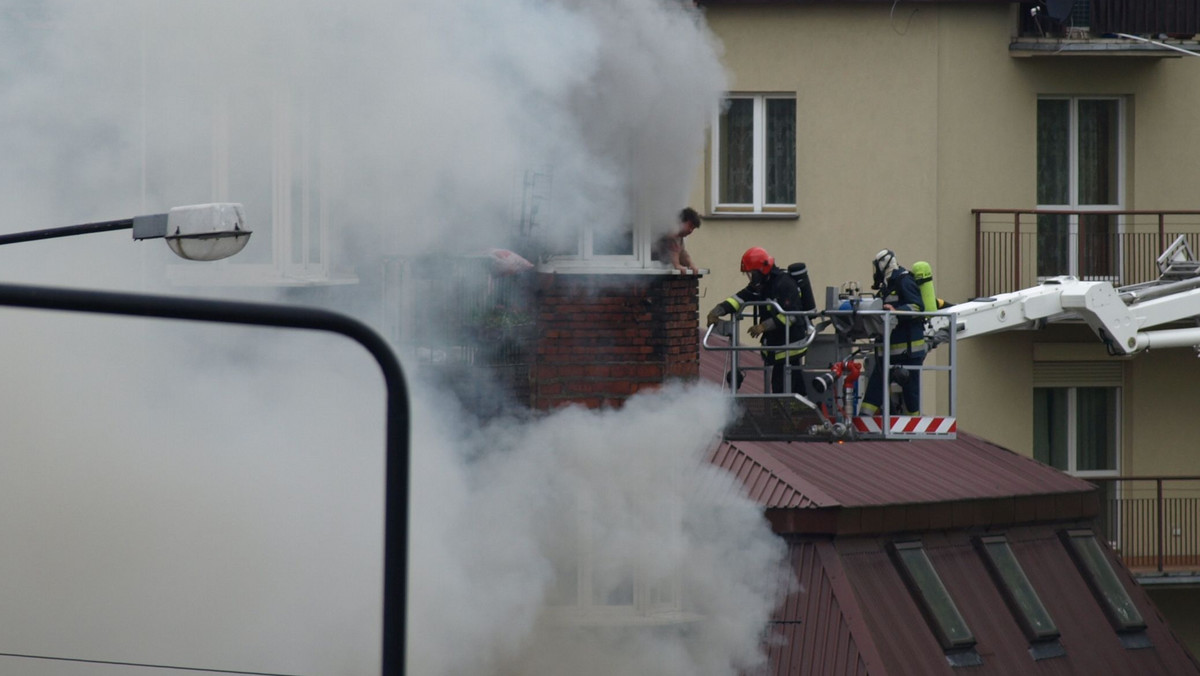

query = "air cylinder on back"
(911, 261), (936, 313)
(787, 262), (817, 312)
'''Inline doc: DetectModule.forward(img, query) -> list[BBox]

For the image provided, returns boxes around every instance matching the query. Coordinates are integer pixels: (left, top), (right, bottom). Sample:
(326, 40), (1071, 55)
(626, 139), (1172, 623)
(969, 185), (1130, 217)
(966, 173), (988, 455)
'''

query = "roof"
(710, 434), (1095, 509)
(767, 525), (1200, 676)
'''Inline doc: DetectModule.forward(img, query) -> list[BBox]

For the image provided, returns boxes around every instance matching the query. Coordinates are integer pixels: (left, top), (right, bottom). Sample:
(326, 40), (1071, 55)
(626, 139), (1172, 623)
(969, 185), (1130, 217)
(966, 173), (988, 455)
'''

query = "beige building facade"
(690, 1), (1200, 472)
(689, 0), (1200, 651)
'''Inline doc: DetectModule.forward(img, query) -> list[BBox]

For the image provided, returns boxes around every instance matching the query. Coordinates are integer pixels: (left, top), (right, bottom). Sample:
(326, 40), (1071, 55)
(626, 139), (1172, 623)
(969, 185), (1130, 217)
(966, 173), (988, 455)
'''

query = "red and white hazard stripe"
(852, 416), (957, 435)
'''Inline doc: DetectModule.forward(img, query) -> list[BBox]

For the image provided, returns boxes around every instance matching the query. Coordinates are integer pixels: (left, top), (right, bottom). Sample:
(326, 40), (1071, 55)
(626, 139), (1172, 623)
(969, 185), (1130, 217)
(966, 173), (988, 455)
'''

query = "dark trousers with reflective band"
(767, 350), (807, 397)
(861, 349), (926, 415)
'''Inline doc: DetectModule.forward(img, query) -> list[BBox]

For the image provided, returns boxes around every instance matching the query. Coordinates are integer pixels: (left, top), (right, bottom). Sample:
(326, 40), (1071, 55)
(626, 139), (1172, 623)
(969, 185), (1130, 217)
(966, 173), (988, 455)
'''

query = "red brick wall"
(530, 273), (699, 410)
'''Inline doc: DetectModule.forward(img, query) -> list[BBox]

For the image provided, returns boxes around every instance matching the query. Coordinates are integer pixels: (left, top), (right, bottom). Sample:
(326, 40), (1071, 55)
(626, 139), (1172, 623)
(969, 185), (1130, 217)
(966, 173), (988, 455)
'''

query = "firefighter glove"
(748, 319), (774, 338)
(706, 307), (723, 326)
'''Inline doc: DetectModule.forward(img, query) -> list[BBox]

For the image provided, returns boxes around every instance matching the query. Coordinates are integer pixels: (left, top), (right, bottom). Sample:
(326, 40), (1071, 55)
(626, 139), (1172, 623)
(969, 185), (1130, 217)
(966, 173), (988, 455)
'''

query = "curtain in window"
(1075, 387), (1117, 471)
(1037, 100), (1070, 205)
(1078, 100), (1119, 278)
(719, 99), (753, 204)
(765, 98), (795, 205)
(1033, 388), (1069, 469)
(1037, 99), (1070, 277)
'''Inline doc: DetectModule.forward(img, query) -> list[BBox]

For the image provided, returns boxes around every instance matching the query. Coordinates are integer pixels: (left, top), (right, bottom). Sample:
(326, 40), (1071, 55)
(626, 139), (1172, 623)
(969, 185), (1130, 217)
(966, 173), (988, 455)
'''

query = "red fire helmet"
(740, 246), (774, 275)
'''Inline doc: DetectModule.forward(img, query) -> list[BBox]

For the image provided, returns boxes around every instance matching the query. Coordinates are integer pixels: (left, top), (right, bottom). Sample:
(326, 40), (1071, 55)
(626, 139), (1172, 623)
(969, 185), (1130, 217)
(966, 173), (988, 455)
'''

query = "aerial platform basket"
(703, 298), (959, 443)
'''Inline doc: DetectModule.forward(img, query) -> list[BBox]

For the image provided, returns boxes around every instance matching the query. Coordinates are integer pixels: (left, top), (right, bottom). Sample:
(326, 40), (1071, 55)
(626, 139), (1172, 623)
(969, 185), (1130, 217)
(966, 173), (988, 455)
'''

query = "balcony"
(1091, 477), (1200, 584)
(1012, 1), (1200, 57)
(972, 208), (1200, 297)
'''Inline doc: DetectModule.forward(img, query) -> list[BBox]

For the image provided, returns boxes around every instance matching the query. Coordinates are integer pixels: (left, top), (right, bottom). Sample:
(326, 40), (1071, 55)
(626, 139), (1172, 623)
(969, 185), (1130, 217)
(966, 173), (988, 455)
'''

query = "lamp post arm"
(0, 218), (137, 246)
(0, 282), (410, 676)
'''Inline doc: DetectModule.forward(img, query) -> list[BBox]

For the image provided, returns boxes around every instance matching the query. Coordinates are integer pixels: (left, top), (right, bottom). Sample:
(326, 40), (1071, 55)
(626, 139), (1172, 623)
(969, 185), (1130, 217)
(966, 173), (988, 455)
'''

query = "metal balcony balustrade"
(1089, 476), (1200, 581)
(972, 208), (1200, 298)
(1024, 0), (1200, 38)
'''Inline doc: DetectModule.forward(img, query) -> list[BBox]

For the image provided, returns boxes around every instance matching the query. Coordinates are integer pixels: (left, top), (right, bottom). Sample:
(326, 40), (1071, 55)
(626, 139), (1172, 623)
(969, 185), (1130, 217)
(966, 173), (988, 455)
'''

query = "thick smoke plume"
(0, 1), (788, 675)
(411, 384), (786, 675)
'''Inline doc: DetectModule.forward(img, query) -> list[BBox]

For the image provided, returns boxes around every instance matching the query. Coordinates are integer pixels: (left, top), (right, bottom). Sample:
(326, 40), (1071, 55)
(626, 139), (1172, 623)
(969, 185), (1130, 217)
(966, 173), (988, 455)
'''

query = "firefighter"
(860, 249), (925, 415)
(706, 246), (809, 396)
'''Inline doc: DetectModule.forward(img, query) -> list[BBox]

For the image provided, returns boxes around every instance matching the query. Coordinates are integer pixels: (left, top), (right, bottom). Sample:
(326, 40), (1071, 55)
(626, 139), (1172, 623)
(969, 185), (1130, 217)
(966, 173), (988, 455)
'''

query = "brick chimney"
(530, 273), (700, 410)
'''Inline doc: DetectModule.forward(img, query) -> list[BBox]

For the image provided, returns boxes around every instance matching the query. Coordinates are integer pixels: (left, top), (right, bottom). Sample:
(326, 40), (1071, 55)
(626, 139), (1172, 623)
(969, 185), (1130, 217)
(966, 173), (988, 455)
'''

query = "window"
(1060, 529), (1150, 647)
(889, 540), (981, 665)
(1036, 96), (1124, 280)
(544, 493), (688, 625)
(533, 165), (664, 272)
(712, 94), (796, 214)
(975, 535), (1064, 659)
(1033, 386), (1119, 474)
(1032, 361), (1120, 477)
(161, 82), (353, 287)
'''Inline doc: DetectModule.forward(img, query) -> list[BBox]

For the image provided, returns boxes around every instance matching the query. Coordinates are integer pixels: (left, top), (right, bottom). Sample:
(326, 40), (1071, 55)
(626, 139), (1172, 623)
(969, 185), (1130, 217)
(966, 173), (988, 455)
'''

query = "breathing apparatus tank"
(911, 261), (937, 313)
(787, 262), (817, 312)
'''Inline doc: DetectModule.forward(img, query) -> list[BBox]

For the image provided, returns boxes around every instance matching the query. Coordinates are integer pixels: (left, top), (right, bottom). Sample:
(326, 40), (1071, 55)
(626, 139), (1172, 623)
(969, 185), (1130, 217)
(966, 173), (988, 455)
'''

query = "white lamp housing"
(162, 203), (251, 261)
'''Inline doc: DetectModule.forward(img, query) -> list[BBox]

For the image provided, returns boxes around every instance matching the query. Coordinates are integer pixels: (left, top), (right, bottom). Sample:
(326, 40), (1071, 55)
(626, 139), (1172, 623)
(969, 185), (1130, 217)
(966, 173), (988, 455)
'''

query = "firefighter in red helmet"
(706, 247), (809, 396)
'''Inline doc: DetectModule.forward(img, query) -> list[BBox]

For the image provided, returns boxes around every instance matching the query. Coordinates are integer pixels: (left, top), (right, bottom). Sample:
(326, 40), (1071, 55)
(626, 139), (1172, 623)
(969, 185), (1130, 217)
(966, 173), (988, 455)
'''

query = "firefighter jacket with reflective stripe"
(879, 267), (925, 354)
(717, 267), (809, 360)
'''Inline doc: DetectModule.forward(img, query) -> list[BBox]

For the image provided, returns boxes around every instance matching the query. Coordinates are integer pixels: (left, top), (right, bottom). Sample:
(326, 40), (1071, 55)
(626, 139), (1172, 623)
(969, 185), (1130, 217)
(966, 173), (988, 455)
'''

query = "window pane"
(226, 90), (275, 265)
(1078, 99), (1119, 206)
(1037, 213), (1071, 277)
(592, 225), (633, 256)
(1062, 530), (1146, 632)
(592, 563), (634, 606)
(765, 98), (796, 205)
(890, 541), (976, 650)
(1080, 213), (1116, 279)
(719, 98), (753, 204)
(1033, 388), (1069, 470)
(1037, 99), (1070, 205)
(978, 537), (1060, 641)
(1076, 387), (1117, 471)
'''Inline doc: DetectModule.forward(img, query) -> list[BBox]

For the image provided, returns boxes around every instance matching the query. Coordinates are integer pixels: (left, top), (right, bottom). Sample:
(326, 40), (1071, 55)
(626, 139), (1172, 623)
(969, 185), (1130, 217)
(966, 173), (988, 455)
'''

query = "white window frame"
(1032, 358), (1122, 480)
(534, 171), (681, 274)
(710, 93), (797, 215)
(540, 218), (653, 274)
(543, 494), (695, 626)
(1034, 385), (1121, 479)
(166, 85), (355, 287)
(1036, 95), (1126, 280)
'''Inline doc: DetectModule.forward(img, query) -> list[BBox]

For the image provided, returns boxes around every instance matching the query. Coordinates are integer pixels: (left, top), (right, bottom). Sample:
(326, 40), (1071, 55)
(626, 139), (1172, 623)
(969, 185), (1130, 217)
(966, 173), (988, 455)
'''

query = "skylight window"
(976, 535), (1064, 659)
(889, 540), (980, 665)
(1060, 529), (1151, 648)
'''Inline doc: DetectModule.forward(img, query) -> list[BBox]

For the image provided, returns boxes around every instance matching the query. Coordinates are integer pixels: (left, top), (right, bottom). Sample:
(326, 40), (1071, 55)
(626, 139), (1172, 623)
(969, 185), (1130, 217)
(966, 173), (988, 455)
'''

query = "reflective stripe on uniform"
(768, 348), (807, 361)
(888, 339), (925, 355)
(725, 295), (744, 312)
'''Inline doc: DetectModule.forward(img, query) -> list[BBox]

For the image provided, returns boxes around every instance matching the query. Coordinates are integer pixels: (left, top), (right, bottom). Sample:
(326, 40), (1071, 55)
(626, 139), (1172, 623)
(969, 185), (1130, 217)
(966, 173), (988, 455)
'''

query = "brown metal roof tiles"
(829, 525), (1200, 675)
(716, 434), (1095, 511)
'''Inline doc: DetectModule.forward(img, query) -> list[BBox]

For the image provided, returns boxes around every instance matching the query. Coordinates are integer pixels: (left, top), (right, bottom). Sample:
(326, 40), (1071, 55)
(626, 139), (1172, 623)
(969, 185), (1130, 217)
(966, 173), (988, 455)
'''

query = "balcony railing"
(972, 209), (1200, 298)
(1090, 477), (1200, 579)
(1015, 1), (1200, 40)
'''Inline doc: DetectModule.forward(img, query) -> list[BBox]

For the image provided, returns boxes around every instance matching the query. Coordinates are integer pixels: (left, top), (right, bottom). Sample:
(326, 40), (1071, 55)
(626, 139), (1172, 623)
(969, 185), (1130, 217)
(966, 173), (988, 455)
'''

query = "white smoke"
(410, 383), (785, 675)
(0, 1), (788, 675)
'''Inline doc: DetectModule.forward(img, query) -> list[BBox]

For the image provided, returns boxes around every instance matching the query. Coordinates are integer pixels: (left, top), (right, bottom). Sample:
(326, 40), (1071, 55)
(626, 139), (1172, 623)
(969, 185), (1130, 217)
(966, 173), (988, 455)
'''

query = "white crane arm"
(946, 275), (1200, 355)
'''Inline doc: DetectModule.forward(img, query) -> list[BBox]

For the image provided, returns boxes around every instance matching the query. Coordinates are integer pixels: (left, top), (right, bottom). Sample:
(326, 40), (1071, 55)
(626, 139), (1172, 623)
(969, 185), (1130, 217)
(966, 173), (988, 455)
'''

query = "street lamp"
(0, 203), (252, 261)
(0, 206), (410, 674)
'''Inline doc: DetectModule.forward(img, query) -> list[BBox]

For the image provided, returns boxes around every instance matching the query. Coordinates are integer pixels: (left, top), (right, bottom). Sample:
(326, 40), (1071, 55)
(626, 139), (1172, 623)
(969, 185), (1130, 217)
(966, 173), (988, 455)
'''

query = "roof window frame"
(1059, 528), (1152, 648)
(888, 540), (982, 665)
(974, 534), (1065, 659)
